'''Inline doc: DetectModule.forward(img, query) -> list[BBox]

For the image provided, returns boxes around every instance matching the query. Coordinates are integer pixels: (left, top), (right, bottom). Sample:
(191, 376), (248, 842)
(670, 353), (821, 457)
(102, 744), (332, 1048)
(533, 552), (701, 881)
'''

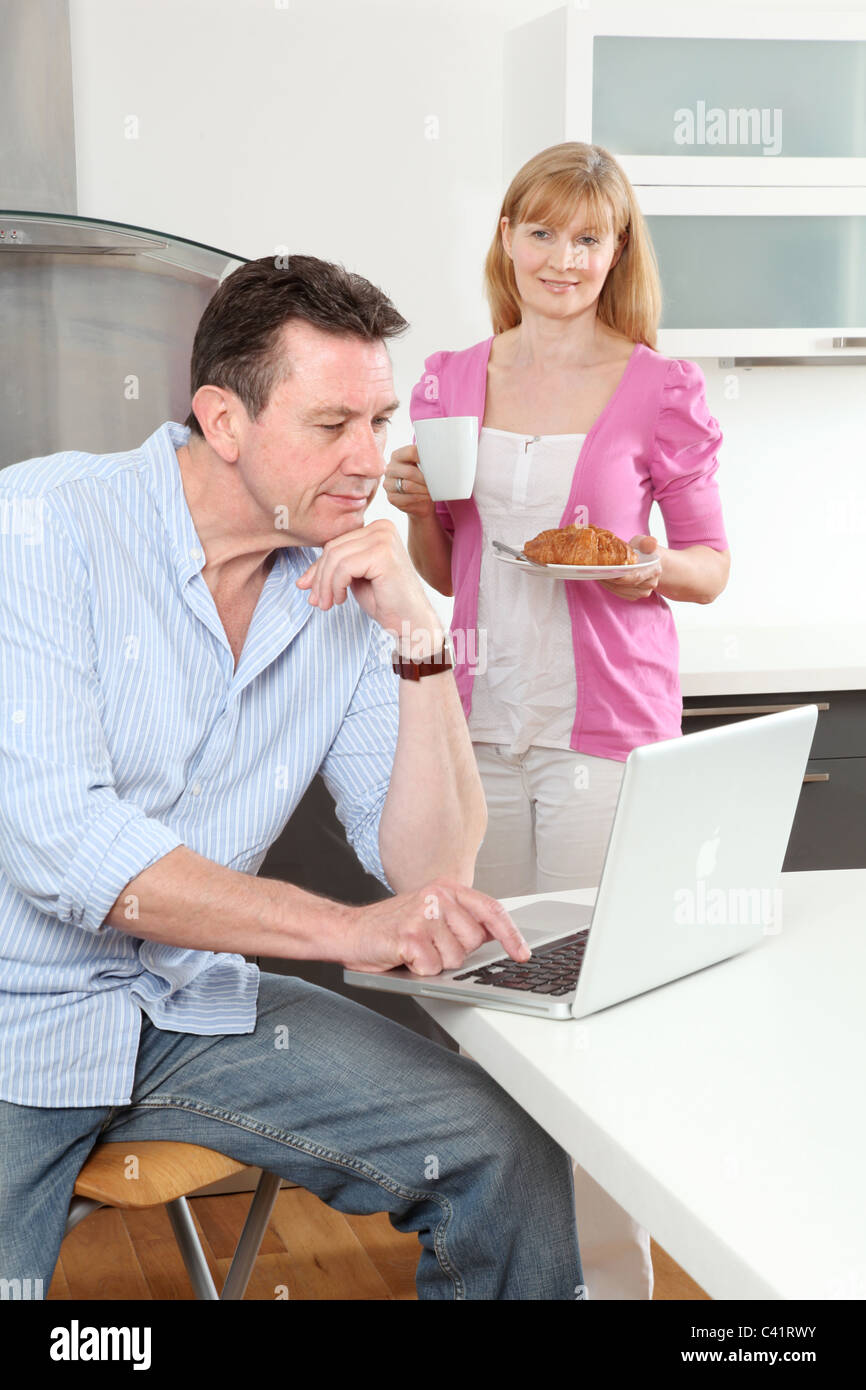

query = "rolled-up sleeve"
(318, 621), (400, 893)
(0, 493), (185, 932)
(650, 357), (729, 551)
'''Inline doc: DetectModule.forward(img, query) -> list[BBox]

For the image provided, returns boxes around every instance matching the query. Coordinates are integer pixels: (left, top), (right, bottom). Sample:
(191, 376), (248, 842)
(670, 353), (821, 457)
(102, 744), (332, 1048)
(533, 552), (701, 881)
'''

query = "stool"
(64, 1140), (283, 1299)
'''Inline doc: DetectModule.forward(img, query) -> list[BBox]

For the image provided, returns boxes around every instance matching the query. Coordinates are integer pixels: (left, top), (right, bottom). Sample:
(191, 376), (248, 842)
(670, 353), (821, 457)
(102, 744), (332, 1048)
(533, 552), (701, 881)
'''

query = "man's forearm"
(105, 844), (355, 961)
(378, 657), (487, 894)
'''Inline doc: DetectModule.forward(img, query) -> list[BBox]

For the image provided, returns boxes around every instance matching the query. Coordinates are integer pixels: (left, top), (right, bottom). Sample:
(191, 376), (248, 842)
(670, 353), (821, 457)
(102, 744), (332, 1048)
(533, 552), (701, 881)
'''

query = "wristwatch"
(391, 633), (453, 680)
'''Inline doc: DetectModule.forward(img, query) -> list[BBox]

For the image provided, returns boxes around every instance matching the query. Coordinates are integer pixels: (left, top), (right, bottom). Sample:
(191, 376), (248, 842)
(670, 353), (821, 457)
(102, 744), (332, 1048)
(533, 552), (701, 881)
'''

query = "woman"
(385, 142), (730, 1299)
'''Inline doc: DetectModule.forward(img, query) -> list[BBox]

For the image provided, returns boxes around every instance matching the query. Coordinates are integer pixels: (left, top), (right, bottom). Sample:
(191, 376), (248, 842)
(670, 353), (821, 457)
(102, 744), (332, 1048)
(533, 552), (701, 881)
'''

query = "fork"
(491, 538), (543, 565)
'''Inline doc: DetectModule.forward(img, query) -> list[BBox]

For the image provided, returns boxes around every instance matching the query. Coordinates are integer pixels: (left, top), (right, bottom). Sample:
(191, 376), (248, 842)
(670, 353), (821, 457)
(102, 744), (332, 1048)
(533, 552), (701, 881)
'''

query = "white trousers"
(468, 741), (654, 1300)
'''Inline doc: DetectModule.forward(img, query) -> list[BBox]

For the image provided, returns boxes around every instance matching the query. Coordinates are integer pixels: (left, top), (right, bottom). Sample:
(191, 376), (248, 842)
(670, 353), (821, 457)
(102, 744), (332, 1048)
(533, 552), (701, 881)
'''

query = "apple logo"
(696, 825), (721, 880)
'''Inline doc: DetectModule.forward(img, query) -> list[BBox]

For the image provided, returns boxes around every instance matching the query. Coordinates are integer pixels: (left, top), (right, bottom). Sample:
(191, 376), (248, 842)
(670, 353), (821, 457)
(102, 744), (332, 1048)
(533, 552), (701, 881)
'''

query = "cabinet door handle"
(682, 702), (830, 718)
(803, 772), (830, 783)
(833, 337), (866, 348)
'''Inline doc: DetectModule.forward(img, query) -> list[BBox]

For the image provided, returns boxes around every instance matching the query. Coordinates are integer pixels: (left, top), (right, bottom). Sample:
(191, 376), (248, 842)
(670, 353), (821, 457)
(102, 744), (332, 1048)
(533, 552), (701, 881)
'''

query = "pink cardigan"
(409, 337), (729, 761)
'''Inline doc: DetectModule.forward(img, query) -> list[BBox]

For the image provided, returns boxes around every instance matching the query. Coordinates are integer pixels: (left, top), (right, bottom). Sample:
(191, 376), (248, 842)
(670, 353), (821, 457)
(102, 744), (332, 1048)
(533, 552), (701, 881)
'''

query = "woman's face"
(501, 203), (626, 322)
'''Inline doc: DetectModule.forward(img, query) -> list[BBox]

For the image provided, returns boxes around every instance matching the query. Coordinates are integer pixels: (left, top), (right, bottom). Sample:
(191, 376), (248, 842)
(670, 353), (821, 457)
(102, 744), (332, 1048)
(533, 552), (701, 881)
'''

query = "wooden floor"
(47, 1186), (710, 1300)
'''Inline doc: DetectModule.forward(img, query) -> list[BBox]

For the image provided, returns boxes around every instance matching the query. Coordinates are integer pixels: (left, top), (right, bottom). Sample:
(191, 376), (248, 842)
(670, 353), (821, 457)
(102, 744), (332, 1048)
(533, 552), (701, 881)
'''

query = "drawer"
(783, 758), (866, 872)
(681, 689), (866, 759)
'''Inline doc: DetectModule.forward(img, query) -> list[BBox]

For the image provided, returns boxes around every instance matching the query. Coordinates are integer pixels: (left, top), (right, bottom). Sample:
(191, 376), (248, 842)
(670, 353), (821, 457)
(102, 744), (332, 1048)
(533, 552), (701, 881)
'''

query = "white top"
(419, 869), (866, 1301)
(468, 427), (587, 755)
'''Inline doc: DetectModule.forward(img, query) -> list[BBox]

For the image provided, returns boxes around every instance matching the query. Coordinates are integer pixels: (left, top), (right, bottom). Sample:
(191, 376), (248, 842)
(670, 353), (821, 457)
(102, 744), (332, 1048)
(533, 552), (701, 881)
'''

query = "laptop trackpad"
(445, 898), (592, 974)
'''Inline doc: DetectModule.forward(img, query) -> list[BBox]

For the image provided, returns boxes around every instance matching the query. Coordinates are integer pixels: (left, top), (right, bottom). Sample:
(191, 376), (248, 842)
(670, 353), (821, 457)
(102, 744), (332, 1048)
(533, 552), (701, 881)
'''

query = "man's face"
(234, 320), (399, 547)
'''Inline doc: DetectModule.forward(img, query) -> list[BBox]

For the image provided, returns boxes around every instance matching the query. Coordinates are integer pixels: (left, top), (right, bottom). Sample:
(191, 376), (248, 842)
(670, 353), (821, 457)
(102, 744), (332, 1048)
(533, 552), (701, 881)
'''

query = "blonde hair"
(484, 143), (661, 346)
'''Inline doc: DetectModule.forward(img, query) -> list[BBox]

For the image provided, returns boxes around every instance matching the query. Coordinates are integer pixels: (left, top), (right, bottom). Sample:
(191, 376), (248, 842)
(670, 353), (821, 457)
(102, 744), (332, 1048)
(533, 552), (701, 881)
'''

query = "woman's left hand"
(596, 535), (664, 601)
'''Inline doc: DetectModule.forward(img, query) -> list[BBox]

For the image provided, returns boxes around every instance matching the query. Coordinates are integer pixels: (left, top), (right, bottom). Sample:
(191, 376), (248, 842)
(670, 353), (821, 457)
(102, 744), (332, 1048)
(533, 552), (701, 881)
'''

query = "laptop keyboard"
(452, 930), (589, 997)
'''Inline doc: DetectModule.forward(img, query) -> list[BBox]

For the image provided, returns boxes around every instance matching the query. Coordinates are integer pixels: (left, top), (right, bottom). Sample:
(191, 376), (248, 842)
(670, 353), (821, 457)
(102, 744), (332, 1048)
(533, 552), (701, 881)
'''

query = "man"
(0, 254), (583, 1300)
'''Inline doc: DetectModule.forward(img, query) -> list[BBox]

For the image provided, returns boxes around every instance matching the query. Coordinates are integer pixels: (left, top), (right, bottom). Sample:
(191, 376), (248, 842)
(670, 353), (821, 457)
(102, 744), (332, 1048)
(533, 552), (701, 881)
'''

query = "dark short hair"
(184, 254), (409, 435)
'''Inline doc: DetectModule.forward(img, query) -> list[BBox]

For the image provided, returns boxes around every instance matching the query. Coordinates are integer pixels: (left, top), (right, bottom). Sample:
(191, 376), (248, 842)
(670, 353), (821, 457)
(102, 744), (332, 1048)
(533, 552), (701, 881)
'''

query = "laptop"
(344, 706), (818, 1020)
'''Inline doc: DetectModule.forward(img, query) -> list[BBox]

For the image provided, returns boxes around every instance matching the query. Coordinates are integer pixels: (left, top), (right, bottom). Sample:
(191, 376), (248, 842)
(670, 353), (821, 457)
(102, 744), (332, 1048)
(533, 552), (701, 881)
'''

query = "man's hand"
(296, 518), (442, 652)
(596, 534), (663, 601)
(342, 878), (531, 975)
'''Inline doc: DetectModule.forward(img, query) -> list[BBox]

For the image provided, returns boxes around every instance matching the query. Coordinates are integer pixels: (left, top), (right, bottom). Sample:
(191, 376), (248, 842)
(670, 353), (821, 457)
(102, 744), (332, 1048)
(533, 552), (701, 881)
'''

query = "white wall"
(68, 0), (866, 644)
(70, 0), (546, 624)
(692, 359), (866, 633)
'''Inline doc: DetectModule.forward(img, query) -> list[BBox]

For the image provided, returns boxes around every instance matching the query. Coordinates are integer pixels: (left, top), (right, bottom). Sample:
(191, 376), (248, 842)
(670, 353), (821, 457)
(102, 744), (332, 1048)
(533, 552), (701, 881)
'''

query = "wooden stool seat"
(65, 1140), (283, 1299)
(73, 1140), (249, 1208)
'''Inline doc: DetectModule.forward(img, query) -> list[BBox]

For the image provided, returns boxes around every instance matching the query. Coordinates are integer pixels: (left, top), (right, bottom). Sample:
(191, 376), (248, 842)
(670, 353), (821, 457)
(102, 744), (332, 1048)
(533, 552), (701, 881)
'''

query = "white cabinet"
(505, 4), (866, 187)
(638, 184), (866, 359)
(504, 4), (866, 357)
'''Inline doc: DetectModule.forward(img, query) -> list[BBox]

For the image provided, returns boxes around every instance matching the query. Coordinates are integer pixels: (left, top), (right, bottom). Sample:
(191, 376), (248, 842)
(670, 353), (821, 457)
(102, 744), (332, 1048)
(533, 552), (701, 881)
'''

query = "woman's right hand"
(384, 445), (436, 520)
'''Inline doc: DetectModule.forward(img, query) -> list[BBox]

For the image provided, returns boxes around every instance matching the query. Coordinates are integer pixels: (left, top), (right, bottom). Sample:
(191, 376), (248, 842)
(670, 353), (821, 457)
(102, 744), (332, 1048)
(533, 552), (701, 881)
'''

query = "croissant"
(523, 523), (639, 566)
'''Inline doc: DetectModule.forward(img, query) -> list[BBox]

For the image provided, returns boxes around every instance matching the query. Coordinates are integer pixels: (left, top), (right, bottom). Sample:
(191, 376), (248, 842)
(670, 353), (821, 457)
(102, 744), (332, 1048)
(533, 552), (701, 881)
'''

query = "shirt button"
(190, 782), (202, 796)
(189, 546), (203, 561)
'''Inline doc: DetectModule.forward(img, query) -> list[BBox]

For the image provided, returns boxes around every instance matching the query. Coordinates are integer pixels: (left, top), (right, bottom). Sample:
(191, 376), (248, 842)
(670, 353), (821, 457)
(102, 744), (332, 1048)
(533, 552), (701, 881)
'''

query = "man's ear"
(190, 385), (244, 462)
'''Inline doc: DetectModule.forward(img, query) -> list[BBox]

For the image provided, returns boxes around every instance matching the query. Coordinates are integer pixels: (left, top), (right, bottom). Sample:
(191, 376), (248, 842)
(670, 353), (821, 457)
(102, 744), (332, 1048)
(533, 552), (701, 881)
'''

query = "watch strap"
(391, 644), (453, 680)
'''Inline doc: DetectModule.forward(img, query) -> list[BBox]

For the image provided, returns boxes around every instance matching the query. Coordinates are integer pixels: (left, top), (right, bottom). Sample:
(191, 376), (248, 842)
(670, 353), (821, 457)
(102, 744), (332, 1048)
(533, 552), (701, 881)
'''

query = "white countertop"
(419, 869), (866, 1301)
(677, 622), (866, 696)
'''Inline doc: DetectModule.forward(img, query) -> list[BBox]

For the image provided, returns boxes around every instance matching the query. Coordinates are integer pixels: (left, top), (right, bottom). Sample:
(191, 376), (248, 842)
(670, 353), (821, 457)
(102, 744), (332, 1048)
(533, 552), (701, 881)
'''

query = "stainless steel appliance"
(0, 212), (244, 466)
(0, 0), (245, 467)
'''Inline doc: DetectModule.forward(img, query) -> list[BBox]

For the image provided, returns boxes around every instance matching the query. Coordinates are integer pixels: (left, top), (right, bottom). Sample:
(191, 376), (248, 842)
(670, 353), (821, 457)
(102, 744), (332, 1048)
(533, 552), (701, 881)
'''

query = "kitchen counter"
(418, 870), (866, 1301)
(677, 622), (866, 697)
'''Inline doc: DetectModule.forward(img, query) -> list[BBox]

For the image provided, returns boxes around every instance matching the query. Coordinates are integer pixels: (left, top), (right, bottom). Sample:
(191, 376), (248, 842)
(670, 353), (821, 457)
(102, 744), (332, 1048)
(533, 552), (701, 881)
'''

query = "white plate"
(494, 550), (662, 580)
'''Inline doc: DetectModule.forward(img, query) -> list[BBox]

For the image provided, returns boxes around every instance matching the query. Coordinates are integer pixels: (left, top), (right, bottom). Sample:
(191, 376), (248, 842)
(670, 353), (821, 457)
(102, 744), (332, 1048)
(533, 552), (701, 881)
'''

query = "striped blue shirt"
(0, 420), (399, 1107)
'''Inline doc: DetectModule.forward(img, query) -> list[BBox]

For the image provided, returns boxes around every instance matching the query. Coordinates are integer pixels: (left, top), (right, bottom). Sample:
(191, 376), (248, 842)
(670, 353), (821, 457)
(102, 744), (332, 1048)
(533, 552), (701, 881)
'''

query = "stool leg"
(220, 1170), (282, 1301)
(65, 1196), (104, 1236)
(165, 1196), (220, 1300)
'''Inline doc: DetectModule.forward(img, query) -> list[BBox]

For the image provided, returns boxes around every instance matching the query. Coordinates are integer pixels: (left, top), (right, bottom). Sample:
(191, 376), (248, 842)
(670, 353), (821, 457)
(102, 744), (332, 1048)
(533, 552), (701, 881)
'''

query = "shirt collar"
(140, 420), (320, 585)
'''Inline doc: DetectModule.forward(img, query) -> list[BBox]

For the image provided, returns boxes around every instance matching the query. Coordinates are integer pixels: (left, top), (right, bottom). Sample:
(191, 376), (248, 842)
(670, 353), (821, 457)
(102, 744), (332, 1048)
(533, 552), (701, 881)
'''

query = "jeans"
(0, 971), (583, 1300)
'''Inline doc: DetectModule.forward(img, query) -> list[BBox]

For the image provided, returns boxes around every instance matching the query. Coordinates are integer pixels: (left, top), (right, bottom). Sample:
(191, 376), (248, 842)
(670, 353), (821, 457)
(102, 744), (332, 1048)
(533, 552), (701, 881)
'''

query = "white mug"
(413, 416), (479, 501)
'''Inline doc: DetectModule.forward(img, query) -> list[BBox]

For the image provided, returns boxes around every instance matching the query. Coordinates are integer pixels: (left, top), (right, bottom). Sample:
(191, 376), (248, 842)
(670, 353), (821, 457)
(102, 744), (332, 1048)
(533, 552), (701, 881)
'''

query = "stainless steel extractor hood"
(0, 0), (77, 213)
(0, 1), (246, 465)
(0, 212), (245, 463)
